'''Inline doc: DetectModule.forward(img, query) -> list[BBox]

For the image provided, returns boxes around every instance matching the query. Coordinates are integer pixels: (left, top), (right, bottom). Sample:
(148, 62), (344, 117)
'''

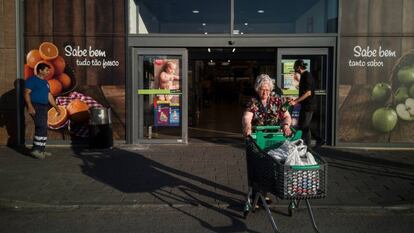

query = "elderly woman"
(242, 74), (292, 137)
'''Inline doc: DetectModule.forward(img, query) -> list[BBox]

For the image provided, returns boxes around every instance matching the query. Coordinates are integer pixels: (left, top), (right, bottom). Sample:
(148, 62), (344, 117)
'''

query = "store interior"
(187, 48), (278, 141)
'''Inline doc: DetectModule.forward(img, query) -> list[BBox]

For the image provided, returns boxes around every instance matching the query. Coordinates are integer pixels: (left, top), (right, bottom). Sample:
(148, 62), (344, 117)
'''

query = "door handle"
(137, 89), (182, 95)
(315, 90), (326, 95)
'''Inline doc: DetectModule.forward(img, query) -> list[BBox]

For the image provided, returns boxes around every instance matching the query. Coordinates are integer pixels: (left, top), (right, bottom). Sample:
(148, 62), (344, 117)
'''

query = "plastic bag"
(284, 140), (318, 166)
(268, 139), (306, 162)
(302, 151), (318, 165)
(267, 140), (291, 161)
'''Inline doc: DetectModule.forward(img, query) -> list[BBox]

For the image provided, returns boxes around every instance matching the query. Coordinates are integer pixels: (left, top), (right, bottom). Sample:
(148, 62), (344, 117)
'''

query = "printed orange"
(66, 99), (90, 123)
(47, 105), (68, 128)
(39, 42), (59, 60)
(26, 49), (42, 68)
(34, 60), (55, 80)
(52, 56), (66, 74)
(24, 64), (34, 80)
(48, 79), (62, 96)
(56, 73), (71, 89)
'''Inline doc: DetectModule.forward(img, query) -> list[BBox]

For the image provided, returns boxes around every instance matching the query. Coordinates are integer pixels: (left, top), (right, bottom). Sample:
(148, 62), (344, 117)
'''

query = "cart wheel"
(288, 200), (296, 217)
(243, 210), (249, 219)
(288, 207), (293, 217)
(243, 201), (252, 219)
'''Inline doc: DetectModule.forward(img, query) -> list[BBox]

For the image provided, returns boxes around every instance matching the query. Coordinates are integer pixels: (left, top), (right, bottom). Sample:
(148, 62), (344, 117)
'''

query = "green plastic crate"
(251, 125), (302, 150)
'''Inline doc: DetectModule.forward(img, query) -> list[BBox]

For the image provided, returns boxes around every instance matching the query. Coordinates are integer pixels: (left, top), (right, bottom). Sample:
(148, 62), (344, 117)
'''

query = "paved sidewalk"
(0, 142), (413, 210)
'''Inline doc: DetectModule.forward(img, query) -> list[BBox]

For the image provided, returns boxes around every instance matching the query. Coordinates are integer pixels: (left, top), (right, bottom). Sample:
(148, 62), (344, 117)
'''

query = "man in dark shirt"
(289, 59), (324, 147)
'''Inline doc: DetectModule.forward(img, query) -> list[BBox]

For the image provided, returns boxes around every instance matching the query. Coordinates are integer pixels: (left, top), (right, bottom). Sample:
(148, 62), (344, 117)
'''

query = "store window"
(234, 0), (338, 34)
(129, 0), (230, 34)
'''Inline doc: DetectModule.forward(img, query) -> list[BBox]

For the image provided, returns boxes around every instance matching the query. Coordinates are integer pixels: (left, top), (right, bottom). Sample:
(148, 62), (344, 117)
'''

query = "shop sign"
(348, 45), (397, 67)
(64, 45), (120, 69)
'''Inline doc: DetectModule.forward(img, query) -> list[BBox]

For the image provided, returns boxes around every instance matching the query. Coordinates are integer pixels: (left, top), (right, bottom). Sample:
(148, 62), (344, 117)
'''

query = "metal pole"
(15, 0), (25, 146)
(305, 199), (320, 233)
(230, 0), (234, 34)
(258, 193), (280, 233)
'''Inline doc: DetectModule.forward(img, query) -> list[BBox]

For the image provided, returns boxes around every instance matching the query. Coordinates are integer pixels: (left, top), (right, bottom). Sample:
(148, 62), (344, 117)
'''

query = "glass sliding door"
(277, 48), (332, 145)
(131, 48), (188, 143)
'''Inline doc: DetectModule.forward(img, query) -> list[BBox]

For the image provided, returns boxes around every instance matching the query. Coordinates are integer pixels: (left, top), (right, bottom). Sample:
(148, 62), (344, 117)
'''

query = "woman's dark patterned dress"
(245, 93), (287, 127)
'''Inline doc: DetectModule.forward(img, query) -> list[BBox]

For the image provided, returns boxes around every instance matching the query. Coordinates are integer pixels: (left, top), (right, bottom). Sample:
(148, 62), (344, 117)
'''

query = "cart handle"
(252, 126), (302, 150)
(254, 125), (298, 134)
(289, 164), (321, 170)
(253, 125), (299, 137)
(255, 125), (282, 131)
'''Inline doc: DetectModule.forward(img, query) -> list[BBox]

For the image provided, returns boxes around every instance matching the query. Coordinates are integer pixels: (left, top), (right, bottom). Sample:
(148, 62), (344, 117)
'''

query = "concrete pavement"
(0, 142), (413, 210)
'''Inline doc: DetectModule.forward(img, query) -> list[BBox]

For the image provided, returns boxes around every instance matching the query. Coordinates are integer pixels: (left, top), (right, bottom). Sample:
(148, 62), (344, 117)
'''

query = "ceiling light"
(202, 23), (206, 26)
(208, 60), (216, 66)
(192, 10), (199, 13)
(227, 60), (231, 63)
(204, 32), (208, 34)
(208, 48), (211, 53)
(257, 10), (264, 13)
(244, 22), (248, 26)
(232, 48), (236, 53)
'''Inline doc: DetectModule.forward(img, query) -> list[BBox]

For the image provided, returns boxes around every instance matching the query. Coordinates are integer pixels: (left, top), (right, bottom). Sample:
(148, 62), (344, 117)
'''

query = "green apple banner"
(338, 37), (414, 144)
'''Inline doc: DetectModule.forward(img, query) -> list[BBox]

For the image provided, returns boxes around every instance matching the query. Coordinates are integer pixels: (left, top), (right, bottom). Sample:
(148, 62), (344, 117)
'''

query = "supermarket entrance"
(188, 47), (333, 146)
(188, 48), (277, 141)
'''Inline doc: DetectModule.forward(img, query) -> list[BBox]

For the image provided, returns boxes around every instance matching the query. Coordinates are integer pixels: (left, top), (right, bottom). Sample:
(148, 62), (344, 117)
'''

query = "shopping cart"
(244, 125), (327, 233)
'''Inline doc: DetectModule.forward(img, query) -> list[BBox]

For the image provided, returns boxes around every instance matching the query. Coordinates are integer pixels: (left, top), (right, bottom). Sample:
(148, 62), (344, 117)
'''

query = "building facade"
(0, 0), (413, 147)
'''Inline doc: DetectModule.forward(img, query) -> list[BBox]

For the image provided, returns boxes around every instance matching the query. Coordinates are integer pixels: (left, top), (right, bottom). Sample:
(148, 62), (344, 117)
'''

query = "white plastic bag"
(302, 151), (318, 165)
(284, 140), (317, 166)
(267, 148), (288, 161)
(267, 140), (291, 161)
(268, 139), (305, 162)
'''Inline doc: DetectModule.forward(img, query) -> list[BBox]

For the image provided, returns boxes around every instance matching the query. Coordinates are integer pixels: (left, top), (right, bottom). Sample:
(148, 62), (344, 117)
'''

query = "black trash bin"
(89, 107), (113, 149)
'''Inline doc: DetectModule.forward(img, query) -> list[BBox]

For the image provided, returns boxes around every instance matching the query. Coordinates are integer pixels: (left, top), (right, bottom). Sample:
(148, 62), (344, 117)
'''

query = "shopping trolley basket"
(244, 125), (327, 233)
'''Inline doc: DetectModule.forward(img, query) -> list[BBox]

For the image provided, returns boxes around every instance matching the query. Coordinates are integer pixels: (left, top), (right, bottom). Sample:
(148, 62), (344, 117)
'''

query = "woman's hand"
(242, 111), (254, 137)
(282, 124), (292, 137)
(243, 125), (252, 137)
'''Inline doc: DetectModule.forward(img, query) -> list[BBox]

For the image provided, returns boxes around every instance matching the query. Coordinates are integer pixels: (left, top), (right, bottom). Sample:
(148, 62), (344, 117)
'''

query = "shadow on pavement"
(315, 147), (414, 181)
(7, 145), (33, 158)
(189, 137), (245, 149)
(70, 147), (260, 233)
(0, 80), (25, 146)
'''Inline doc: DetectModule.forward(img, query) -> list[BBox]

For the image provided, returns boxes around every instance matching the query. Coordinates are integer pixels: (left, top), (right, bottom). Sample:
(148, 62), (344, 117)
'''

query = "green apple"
(409, 83), (414, 98)
(397, 66), (414, 84)
(371, 82), (391, 102)
(396, 98), (414, 121)
(372, 107), (398, 133)
(394, 86), (409, 103)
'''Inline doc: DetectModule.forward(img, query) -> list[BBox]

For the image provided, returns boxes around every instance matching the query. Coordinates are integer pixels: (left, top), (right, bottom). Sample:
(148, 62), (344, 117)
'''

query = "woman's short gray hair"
(254, 74), (274, 93)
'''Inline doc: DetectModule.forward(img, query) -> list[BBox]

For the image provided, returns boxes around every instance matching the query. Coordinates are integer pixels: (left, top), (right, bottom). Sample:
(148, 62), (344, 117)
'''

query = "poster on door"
(152, 58), (181, 127)
(281, 59), (310, 93)
(154, 100), (181, 127)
